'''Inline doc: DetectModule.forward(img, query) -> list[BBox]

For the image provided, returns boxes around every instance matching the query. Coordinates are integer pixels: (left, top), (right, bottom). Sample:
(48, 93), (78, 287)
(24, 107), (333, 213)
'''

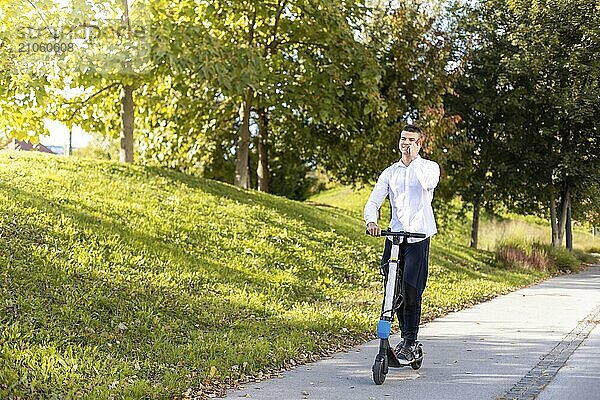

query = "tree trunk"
(120, 84), (134, 163)
(235, 88), (253, 188)
(565, 199), (573, 252)
(550, 191), (559, 247)
(121, 0), (130, 27)
(119, 0), (134, 163)
(557, 184), (570, 246)
(65, 129), (72, 156)
(257, 107), (270, 192)
(470, 193), (481, 249)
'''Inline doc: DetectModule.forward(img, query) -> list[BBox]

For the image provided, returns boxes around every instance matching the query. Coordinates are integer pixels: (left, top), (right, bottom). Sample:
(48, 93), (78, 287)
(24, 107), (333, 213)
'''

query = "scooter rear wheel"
(411, 346), (423, 370)
(372, 357), (387, 385)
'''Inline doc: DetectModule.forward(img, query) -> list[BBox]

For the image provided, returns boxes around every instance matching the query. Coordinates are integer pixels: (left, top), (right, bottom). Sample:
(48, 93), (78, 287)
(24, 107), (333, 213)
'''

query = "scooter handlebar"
(365, 229), (426, 238)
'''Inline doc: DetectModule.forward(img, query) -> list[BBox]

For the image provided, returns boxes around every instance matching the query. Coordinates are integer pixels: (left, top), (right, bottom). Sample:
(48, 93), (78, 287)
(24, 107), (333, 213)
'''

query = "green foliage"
(503, 0), (600, 207)
(0, 0), (58, 139)
(572, 249), (599, 264)
(439, 0), (600, 245)
(268, 152), (315, 201)
(135, 79), (237, 181)
(0, 0), (459, 199)
(495, 240), (552, 271)
(572, 183), (600, 226)
(539, 244), (582, 273)
(0, 153), (551, 398)
(141, 0), (386, 190)
(318, 0), (459, 185)
(440, 0), (530, 221)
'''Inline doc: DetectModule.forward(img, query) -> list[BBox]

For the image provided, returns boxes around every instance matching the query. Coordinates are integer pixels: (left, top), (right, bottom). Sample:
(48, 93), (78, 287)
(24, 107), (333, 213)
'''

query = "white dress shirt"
(364, 155), (440, 243)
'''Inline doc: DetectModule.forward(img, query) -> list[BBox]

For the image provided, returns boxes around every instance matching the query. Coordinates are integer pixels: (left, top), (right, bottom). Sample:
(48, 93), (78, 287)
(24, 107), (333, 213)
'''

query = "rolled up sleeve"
(413, 158), (440, 191)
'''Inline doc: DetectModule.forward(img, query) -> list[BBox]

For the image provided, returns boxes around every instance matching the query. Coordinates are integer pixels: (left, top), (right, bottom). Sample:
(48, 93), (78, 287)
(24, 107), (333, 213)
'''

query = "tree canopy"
(1, 0), (598, 238)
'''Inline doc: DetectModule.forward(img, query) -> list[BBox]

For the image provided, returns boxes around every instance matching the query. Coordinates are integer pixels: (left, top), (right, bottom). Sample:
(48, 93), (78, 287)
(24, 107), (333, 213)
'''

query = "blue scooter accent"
(377, 319), (391, 339)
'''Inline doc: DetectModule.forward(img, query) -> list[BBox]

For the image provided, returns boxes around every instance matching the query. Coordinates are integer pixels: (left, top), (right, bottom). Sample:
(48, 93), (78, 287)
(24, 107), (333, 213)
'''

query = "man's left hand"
(408, 140), (421, 160)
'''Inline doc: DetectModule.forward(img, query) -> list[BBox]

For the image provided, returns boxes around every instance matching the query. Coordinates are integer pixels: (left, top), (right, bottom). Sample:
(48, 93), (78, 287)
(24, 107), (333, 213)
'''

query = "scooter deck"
(386, 347), (403, 368)
(385, 345), (423, 368)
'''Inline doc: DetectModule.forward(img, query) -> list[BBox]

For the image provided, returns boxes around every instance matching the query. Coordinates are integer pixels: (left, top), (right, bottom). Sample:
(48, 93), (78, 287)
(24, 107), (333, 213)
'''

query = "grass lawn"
(0, 152), (561, 399)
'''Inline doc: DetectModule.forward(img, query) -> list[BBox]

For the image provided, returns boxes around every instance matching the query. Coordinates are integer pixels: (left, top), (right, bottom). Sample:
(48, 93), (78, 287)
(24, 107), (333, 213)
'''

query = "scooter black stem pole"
(379, 338), (389, 357)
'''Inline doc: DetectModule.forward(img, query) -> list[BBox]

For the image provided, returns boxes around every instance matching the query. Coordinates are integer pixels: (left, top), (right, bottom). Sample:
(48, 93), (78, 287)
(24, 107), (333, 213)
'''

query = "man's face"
(399, 131), (421, 154)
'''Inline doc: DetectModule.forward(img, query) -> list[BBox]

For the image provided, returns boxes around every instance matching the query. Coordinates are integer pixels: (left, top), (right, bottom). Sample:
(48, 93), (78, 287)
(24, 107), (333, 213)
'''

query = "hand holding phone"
(409, 138), (422, 159)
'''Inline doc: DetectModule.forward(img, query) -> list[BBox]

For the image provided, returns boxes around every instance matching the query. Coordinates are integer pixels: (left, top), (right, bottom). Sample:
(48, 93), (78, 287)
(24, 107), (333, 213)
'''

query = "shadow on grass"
(1, 184), (365, 398)
(0, 181), (331, 301)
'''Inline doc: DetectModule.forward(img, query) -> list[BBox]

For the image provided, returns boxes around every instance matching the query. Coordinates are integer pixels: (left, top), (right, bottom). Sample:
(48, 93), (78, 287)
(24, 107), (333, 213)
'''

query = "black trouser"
(380, 237), (430, 341)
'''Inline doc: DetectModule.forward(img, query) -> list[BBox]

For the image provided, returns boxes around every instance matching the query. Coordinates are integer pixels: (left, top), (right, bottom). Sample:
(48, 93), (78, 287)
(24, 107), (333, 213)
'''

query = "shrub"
(496, 240), (584, 273)
(496, 241), (553, 272)
(534, 243), (581, 273)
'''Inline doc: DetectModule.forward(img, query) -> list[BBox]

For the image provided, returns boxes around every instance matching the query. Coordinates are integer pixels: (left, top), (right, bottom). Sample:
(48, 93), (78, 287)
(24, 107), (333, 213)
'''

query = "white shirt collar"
(395, 155), (421, 168)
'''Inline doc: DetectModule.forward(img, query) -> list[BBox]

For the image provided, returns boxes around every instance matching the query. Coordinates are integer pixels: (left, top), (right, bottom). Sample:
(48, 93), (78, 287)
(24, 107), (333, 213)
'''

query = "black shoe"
(394, 340), (415, 363)
(394, 339), (406, 353)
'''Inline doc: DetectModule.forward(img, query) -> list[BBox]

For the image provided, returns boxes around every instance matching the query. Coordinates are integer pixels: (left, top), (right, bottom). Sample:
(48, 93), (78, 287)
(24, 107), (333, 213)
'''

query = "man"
(364, 124), (440, 363)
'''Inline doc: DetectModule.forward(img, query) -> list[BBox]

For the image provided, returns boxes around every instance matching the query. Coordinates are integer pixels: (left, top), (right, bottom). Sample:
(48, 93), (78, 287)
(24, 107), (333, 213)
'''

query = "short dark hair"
(401, 124), (422, 135)
(398, 124), (422, 145)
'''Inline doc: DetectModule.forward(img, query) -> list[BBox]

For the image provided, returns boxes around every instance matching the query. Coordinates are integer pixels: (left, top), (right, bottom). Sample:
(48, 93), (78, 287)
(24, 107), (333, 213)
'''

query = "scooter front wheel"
(372, 356), (387, 385)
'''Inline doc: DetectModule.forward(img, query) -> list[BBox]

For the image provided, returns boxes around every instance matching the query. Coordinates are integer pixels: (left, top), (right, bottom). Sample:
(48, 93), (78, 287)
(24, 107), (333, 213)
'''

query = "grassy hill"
(0, 152), (572, 399)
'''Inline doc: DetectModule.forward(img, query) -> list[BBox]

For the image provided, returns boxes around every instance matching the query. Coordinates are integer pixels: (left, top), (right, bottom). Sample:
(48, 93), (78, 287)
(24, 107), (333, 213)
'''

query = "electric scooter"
(367, 229), (426, 385)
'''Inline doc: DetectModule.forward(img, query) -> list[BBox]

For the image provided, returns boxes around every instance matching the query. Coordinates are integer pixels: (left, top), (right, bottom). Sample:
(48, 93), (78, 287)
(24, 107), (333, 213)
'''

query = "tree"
(119, 0), (134, 163)
(0, 0), (57, 141)
(227, 0), (384, 190)
(313, 0), (458, 185)
(0, 0), (153, 161)
(440, 0), (519, 249)
(503, 0), (600, 249)
(441, 0), (599, 249)
(148, 0), (384, 193)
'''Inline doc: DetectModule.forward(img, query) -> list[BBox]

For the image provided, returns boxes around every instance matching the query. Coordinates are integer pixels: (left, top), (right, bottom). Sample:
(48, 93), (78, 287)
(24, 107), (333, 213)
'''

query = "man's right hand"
(367, 222), (381, 236)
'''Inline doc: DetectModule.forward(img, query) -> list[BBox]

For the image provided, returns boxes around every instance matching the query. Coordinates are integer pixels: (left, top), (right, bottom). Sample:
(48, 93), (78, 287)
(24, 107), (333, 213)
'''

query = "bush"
(496, 241), (553, 272)
(496, 240), (583, 273)
(537, 243), (581, 273)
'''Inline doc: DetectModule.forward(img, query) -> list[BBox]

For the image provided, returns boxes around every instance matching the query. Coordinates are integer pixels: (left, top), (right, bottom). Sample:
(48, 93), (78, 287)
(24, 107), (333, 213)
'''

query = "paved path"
(225, 266), (600, 400)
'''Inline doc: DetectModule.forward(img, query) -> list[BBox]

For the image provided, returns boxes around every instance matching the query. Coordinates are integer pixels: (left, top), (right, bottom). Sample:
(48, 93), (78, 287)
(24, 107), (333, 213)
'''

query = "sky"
(40, 120), (93, 149)
(34, 0), (133, 150)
